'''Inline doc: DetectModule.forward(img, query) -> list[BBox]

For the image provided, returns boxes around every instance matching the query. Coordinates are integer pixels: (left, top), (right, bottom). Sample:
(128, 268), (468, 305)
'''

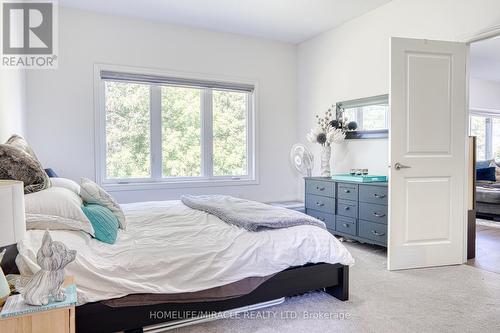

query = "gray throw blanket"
(181, 195), (326, 231)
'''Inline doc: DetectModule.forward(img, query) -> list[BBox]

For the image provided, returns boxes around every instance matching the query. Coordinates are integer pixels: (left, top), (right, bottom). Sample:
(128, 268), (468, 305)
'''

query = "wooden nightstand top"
(0, 276), (76, 333)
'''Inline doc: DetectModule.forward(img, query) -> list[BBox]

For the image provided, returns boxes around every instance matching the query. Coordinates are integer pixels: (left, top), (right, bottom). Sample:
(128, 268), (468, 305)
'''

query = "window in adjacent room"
(97, 68), (256, 188)
(469, 111), (500, 161)
(469, 114), (487, 160)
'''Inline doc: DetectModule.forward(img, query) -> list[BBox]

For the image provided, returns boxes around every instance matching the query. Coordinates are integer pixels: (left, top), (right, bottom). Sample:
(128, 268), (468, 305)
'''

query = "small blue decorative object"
(331, 174), (387, 182)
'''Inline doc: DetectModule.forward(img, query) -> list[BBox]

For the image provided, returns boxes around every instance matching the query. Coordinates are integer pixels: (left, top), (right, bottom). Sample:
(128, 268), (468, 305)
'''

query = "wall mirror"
(336, 94), (389, 139)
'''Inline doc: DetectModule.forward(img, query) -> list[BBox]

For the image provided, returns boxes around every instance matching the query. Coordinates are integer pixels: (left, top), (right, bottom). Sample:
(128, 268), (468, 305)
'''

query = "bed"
(11, 200), (354, 333)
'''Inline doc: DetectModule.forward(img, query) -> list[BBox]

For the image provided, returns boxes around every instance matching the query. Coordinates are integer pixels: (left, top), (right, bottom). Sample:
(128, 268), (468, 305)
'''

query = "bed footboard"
(325, 264), (349, 301)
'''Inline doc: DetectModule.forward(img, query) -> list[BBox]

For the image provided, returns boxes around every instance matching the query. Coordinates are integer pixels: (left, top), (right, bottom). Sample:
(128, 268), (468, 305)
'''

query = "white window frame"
(93, 64), (259, 191)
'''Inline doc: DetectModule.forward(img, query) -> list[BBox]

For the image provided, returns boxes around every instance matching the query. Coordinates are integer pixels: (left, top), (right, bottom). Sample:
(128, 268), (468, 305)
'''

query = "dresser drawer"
(359, 202), (388, 224)
(358, 220), (387, 245)
(337, 183), (358, 201)
(306, 209), (335, 230)
(305, 194), (335, 214)
(337, 199), (358, 218)
(335, 216), (356, 236)
(305, 179), (335, 197)
(359, 185), (388, 205)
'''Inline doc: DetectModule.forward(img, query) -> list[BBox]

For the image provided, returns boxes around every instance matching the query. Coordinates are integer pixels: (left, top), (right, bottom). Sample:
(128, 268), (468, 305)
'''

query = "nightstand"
(0, 276), (75, 333)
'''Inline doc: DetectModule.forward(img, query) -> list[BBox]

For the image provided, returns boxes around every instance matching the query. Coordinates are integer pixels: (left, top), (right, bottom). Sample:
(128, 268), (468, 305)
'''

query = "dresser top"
(304, 176), (388, 186)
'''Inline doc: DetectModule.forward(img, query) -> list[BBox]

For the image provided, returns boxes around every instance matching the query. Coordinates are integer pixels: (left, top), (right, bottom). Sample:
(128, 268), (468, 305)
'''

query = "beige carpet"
(172, 242), (500, 333)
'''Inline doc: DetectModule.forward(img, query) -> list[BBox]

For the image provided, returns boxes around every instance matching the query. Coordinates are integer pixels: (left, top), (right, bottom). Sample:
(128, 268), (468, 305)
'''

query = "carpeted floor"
(172, 242), (500, 333)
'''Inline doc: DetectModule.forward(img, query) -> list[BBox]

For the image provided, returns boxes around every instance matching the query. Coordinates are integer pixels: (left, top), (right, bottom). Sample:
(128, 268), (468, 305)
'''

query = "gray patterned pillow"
(0, 144), (51, 194)
(80, 178), (127, 230)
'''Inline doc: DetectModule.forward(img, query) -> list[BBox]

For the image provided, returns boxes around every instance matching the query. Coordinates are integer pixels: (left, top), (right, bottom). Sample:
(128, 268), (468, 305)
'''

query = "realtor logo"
(1, 0), (58, 68)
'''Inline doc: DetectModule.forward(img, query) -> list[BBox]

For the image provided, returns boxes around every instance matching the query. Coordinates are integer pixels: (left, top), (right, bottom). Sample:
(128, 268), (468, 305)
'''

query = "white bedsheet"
(17, 200), (354, 304)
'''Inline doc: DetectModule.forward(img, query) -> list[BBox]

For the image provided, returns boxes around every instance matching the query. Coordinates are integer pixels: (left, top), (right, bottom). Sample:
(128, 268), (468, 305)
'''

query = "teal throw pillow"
(82, 203), (119, 244)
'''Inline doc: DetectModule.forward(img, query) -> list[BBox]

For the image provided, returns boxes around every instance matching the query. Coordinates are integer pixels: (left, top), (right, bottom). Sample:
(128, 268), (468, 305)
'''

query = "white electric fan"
(290, 143), (314, 177)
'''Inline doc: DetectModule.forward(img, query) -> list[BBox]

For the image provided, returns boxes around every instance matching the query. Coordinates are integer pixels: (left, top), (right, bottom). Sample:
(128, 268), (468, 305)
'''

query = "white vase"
(320, 145), (331, 177)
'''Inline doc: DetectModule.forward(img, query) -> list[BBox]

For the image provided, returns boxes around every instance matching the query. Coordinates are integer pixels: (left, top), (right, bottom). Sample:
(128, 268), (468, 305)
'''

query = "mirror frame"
(336, 94), (389, 139)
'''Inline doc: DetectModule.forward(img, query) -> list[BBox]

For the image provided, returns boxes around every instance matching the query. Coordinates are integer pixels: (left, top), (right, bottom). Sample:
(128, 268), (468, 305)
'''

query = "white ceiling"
(59, 0), (392, 43)
(470, 36), (500, 82)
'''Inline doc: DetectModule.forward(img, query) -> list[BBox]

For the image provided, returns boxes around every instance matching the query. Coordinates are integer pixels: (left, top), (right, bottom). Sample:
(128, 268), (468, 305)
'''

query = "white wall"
(470, 56), (500, 83)
(297, 0), (500, 187)
(25, 7), (298, 203)
(0, 70), (26, 142)
(470, 78), (500, 111)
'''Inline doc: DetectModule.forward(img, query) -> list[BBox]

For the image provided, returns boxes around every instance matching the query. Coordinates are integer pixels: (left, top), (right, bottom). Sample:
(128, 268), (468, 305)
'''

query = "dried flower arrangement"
(306, 106), (351, 177)
(307, 106), (346, 147)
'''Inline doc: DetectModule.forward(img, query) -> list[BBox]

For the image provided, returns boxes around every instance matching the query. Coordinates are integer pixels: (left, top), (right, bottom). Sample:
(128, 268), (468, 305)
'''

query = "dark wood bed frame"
(1, 245), (349, 333)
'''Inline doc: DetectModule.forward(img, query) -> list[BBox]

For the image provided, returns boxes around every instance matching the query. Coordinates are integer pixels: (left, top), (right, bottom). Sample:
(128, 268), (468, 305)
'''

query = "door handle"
(394, 162), (411, 170)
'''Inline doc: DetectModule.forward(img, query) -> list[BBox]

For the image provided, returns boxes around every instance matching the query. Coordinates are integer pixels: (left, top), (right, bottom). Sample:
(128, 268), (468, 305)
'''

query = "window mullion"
(150, 85), (162, 179)
(356, 107), (363, 129)
(486, 117), (493, 159)
(201, 89), (214, 178)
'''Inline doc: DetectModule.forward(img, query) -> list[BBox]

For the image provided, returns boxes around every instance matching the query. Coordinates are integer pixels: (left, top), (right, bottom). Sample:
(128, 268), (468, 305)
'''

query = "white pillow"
(25, 187), (95, 236)
(50, 177), (80, 195)
(79, 178), (127, 230)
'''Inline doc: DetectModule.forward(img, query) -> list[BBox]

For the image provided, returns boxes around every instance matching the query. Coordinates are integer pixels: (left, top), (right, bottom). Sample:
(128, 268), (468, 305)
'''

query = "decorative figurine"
(17, 231), (76, 306)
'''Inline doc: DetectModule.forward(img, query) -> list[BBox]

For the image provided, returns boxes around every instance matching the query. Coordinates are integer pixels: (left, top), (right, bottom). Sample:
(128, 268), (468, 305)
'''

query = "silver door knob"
(394, 162), (411, 170)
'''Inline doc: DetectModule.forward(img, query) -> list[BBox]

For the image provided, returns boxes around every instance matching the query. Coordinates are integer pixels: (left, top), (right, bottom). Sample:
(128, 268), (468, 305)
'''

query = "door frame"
(461, 25), (500, 261)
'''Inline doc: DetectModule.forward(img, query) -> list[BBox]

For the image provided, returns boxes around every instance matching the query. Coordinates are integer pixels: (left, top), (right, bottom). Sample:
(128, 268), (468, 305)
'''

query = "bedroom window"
(96, 67), (256, 189)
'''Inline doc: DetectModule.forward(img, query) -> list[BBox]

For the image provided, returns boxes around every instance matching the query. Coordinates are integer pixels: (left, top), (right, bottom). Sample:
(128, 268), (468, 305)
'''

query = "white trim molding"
(93, 63), (259, 191)
(463, 24), (500, 44)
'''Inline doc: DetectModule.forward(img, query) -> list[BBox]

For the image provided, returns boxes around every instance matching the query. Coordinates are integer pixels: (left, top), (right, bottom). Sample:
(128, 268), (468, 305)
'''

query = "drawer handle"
(316, 202), (325, 207)
(344, 189), (350, 193)
(372, 230), (385, 236)
(316, 186), (325, 191)
(372, 212), (386, 218)
(342, 223), (349, 228)
(316, 217), (325, 221)
(373, 193), (386, 199)
(344, 206), (350, 210)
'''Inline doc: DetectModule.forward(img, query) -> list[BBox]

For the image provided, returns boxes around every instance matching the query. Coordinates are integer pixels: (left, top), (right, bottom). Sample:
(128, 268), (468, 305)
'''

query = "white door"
(388, 37), (467, 270)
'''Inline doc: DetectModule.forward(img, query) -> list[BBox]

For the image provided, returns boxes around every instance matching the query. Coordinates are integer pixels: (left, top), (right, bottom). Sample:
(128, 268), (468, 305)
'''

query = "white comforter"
(17, 200), (354, 304)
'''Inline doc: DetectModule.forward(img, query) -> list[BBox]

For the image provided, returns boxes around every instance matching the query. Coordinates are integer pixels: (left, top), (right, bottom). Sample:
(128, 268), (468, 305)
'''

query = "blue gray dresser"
(305, 177), (388, 247)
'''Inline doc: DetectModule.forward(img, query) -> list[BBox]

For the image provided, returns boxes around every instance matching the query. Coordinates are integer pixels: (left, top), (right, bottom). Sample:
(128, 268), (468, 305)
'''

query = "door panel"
(407, 53), (452, 155)
(405, 177), (451, 243)
(389, 37), (467, 270)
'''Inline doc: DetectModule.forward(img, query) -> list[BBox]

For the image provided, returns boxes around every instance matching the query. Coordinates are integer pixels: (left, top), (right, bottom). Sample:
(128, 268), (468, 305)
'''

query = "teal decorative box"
(331, 174), (388, 183)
